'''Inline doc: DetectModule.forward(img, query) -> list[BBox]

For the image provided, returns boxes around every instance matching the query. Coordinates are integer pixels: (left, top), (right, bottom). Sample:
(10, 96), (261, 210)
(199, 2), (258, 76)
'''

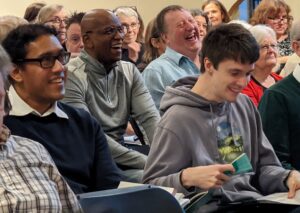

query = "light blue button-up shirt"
(142, 47), (200, 109)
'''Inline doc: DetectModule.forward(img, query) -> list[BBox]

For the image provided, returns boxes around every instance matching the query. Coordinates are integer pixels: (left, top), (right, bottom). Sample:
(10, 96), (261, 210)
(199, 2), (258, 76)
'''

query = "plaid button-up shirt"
(0, 135), (82, 212)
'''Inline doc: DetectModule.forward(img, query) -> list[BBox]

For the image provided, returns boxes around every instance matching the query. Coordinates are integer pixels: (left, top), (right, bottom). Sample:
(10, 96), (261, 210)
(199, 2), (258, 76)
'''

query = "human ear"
(150, 38), (160, 48)
(10, 65), (23, 83)
(204, 57), (214, 74)
(161, 33), (170, 45)
(292, 41), (300, 54)
(82, 34), (93, 49)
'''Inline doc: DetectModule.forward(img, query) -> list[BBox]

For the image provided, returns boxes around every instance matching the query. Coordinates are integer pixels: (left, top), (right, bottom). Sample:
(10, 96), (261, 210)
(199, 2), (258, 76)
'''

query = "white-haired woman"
(114, 6), (144, 65)
(242, 25), (282, 106)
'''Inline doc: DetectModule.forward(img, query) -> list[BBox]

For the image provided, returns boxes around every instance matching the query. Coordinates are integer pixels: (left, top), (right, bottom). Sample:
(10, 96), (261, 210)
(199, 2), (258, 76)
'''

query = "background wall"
(0, 0), (298, 27)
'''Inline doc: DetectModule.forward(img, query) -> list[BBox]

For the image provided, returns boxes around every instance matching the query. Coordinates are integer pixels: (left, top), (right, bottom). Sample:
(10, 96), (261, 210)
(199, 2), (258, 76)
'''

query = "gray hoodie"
(143, 76), (289, 204)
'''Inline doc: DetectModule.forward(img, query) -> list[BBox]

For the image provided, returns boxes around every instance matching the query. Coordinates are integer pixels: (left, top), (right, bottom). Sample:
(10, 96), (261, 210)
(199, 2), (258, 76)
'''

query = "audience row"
(0, 0), (300, 212)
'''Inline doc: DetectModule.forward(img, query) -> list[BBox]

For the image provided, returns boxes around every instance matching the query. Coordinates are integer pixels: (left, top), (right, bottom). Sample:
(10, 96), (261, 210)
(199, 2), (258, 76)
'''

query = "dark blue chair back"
(77, 185), (184, 213)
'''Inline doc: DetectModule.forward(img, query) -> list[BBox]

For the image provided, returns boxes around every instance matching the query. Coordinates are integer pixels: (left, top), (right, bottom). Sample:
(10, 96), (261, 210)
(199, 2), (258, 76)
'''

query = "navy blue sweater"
(4, 102), (122, 194)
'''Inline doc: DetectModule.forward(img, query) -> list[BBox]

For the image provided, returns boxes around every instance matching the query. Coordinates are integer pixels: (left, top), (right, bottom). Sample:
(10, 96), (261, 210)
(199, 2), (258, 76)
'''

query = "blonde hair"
(0, 16), (28, 42)
(36, 4), (66, 24)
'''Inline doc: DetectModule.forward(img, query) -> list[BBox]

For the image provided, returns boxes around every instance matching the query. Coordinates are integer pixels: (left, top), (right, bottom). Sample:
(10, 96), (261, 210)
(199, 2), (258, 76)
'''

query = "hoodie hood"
(160, 75), (229, 116)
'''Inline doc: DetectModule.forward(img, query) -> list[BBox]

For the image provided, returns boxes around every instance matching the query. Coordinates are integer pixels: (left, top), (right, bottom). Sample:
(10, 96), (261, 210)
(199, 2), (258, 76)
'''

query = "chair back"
(77, 185), (184, 213)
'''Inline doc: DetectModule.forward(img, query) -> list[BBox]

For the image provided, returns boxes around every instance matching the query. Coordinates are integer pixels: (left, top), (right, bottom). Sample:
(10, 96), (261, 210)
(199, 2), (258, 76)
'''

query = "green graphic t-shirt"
(216, 121), (244, 163)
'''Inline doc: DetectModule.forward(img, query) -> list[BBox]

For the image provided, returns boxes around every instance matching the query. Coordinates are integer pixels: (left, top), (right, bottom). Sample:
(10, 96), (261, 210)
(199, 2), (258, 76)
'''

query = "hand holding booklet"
(225, 152), (253, 175)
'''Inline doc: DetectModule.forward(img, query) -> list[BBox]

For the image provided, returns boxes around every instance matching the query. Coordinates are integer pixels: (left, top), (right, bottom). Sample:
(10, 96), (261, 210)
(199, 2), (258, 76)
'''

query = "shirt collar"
(8, 86), (68, 119)
(293, 64), (300, 83)
(165, 47), (191, 65)
(80, 50), (118, 73)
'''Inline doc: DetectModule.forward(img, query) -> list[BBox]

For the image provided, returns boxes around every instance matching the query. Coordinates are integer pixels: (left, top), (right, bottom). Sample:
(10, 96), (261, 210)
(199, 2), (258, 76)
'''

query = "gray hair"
(36, 4), (66, 24)
(290, 19), (300, 41)
(249, 24), (276, 45)
(0, 16), (28, 42)
(0, 45), (12, 113)
(114, 7), (138, 20)
(0, 45), (12, 79)
(228, 19), (252, 30)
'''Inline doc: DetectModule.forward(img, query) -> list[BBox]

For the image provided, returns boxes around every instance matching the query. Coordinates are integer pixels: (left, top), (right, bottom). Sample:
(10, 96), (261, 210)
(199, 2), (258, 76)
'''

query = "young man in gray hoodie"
(143, 23), (300, 212)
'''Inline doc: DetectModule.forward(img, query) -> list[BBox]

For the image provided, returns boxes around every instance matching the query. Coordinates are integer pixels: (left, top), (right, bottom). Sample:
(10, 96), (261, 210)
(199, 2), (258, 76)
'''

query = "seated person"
(0, 45), (81, 212)
(65, 11), (85, 57)
(114, 6), (144, 65)
(280, 19), (300, 77)
(2, 24), (122, 194)
(259, 19), (300, 171)
(202, 0), (230, 26)
(142, 5), (201, 109)
(242, 25), (282, 107)
(143, 23), (300, 212)
(137, 18), (166, 72)
(63, 9), (160, 182)
(250, 0), (294, 67)
(36, 4), (68, 46)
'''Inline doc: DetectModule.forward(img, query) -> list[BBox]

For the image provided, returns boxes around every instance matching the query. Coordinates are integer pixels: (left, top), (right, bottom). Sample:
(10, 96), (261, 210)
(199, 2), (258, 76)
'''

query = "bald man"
(63, 9), (160, 182)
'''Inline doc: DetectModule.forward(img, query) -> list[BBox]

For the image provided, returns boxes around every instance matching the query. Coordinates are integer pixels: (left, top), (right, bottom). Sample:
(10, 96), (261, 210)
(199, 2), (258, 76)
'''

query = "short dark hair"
(2, 24), (57, 66)
(156, 5), (184, 34)
(66, 11), (85, 30)
(200, 23), (259, 72)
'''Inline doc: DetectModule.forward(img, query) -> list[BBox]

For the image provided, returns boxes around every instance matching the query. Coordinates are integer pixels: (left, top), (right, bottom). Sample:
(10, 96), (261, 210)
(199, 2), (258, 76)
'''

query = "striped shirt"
(0, 135), (82, 212)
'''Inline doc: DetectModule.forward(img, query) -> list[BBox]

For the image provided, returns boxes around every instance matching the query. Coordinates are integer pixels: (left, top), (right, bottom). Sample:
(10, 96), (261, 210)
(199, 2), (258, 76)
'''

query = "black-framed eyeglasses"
(16, 51), (71, 69)
(86, 25), (127, 36)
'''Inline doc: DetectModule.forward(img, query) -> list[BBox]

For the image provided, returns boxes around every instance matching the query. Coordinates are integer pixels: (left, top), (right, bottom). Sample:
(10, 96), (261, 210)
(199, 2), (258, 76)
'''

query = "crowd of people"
(0, 0), (300, 212)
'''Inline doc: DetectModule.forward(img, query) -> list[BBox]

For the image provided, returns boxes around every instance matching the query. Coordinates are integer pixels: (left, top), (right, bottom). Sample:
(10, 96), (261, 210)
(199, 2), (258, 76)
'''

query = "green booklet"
(225, 153), (253, 175)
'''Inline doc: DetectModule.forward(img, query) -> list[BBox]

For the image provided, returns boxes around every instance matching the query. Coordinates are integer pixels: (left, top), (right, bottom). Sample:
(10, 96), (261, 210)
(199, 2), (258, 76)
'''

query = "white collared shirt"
(8, 86), (68, 119)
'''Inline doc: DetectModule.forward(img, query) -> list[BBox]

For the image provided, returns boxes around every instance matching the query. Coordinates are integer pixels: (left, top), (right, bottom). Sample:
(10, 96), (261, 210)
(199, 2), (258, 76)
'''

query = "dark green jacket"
(259, 66), (300, 170)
